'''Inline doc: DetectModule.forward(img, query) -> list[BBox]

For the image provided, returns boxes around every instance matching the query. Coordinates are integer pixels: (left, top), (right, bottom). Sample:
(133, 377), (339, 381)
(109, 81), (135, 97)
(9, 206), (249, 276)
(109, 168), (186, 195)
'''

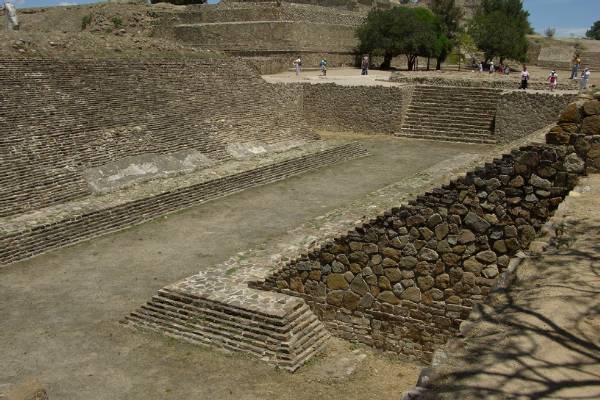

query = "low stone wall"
(262, 141), (585, 361)
(0, 142), (367, 266)
(495, 91), (576, 143)
(299, 83), (413, 134)
(390, 73), (578, 91)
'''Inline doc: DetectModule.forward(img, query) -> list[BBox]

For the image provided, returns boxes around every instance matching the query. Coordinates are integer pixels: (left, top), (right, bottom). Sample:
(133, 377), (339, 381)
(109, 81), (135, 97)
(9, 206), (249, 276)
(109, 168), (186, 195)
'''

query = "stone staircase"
(582, 52), (600, 73)
(124, 284), (330, 372)
(396, 85), (501, 144)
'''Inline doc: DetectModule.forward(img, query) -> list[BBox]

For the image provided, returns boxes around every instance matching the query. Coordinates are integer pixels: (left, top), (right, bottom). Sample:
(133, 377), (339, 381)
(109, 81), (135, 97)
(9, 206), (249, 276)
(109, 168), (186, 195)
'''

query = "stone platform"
(0, 141), (367, 266)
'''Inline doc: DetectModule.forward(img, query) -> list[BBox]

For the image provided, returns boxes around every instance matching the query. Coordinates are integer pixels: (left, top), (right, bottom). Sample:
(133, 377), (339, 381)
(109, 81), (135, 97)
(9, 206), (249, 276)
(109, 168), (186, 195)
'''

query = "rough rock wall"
(300, 83), (413, 134)
(495, 91), (576, 143)
(262, 140), (585, 361)
(0, 59), (317, 217)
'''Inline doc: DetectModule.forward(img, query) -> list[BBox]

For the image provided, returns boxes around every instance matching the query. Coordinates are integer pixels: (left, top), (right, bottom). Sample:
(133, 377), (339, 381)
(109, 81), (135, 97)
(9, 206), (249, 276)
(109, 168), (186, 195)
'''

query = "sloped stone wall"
(495, 91), (576, 143)
(0, 59), (317, 217)
(262, 140), (585, 361)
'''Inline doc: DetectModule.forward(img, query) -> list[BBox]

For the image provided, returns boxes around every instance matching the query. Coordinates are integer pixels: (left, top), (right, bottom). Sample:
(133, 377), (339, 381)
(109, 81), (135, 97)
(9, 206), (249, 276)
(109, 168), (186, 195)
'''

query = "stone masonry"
(0, 59), (317, 218)
(129, 95), (600, 371)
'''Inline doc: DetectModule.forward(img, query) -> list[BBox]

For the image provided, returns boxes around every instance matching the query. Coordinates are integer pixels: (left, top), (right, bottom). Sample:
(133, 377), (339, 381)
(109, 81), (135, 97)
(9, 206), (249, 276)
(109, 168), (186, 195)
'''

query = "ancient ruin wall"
(174, 21), (358, 53)
(495, 91), (576, 144)
(262, 141), (585, 361)
(300, 83), (414, 134)
(0, 59), (317, 217)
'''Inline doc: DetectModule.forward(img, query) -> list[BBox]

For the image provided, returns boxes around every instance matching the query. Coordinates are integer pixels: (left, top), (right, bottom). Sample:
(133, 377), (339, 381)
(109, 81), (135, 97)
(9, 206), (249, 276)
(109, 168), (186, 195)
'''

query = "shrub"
(111, 16), (123, 29)
(81, 14), (92, 31)
(544, 27), (556, 38)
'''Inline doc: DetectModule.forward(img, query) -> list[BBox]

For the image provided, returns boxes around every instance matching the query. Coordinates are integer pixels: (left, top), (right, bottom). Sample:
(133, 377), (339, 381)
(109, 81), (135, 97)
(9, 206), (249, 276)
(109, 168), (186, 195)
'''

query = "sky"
(11, 0), (600, 38)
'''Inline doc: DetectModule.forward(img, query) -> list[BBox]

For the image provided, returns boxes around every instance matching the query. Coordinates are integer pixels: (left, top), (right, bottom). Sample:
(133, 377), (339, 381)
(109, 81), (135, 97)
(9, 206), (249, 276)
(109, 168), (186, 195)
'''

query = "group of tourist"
(478, 61), (511, 75)
(293, 54), (370, 77)
(517, 65), (591, 92)
(1, 0), (19, 31)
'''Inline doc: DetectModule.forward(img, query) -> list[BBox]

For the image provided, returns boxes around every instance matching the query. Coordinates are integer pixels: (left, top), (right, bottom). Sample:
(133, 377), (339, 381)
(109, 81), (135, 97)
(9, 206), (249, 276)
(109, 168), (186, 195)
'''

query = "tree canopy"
(356, 6), (448, 70)
(430, 0), (463, 69)
(468, 0), (531, 63)
(587, 20), (600, 40)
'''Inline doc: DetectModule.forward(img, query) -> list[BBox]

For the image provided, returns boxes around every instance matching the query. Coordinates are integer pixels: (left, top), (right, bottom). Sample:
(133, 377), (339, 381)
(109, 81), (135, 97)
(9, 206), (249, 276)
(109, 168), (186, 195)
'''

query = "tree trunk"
(427, 57), (431, 71)
(407, 55), (415, 71)
(381, 53), (393, 70)
(436, 57), (442, 70)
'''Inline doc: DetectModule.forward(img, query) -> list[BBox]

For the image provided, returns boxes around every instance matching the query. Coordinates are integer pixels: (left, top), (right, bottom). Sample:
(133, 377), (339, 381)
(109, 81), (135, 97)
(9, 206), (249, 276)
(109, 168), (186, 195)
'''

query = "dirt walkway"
(427, 174), (600, 400)
(0, 136), (491, 400)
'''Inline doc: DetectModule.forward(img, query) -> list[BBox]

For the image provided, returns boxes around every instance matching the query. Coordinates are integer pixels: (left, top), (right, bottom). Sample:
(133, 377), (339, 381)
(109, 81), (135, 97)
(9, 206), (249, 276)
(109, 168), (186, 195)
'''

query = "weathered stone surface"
(384, 268), (402, 283)
(359, 293), (374, 308)
(327, 290), (345, 306)
(458, 229), (476, 244)
(342, 291), (361, 310)
(378, 290), (400, 305)
(529, 174), (552, 189)
(327, 273), (349, 290)
(463, 257), (483, 274)
(417, 275), (434, 291)
(583, 100), (600, 116)
(435, 273), (450, 288)
(482, 265), (499, 278)
(464, 212), (491, 233)
(399, 256), (418, 268)
(475, 250), (497, 264)
(418, 248), (439, 261)
(400, 287), (422, 302)
(582, 115), (600, 135)
(350, 276), (369, 296)
(558, 102), (581, 123)
(392, 282), (404, 297)
(564, 153), (585, 173)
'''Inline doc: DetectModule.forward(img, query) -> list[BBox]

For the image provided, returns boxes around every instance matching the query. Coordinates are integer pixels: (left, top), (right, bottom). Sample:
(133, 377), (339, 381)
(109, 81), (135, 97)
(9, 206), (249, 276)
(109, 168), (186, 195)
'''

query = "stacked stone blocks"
(262, 141), (584, 361)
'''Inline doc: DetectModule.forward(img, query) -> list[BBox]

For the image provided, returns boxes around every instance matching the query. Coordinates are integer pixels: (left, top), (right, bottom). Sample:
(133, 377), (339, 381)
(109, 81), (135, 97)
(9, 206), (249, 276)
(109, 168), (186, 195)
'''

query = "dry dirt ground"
(0, 3), (216, 59)
(0, 136), (493, 400)
(426, 175), (600, 400)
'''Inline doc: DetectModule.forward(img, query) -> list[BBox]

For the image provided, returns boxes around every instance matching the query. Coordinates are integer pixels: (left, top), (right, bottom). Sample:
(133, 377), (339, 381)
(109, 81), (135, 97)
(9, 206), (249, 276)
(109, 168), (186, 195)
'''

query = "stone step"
(397, 127), (495, 141)
(406, 108), (496, 119)
(124, 289), (331, 372)
(401, 124), (491, 136)
(403, 116), (493, 129)
(409, 101), (497, 111)
(395, 131), (496, 144)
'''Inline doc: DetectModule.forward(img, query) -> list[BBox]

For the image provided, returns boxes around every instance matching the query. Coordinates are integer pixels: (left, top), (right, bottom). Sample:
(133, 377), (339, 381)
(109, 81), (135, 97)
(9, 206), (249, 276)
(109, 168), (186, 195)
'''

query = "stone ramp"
(396, 85), (500, 144)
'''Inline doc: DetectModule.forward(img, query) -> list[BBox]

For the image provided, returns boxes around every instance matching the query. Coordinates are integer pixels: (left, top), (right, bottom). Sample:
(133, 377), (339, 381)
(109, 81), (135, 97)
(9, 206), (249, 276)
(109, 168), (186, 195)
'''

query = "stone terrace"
(0, 59), (370, 265)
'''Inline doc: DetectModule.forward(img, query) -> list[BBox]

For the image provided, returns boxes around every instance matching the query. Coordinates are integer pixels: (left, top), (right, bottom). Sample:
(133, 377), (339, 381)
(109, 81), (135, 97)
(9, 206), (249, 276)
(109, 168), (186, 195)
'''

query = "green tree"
(468, 0), (531, 64)
(357, 7), (443, 70)
(430, 0), (464, 69)
(587, 20), (600, 40)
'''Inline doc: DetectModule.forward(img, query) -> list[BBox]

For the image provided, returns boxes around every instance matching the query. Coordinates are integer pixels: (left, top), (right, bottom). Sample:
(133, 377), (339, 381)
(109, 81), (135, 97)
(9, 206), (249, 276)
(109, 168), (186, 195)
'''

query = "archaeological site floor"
(0, 136), (491, 399)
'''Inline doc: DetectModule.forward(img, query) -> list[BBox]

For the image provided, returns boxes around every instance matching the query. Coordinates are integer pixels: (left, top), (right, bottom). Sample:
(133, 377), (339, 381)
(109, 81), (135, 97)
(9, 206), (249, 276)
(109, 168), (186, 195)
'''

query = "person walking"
(319, 58), (327, 76)
(1, 0), (19, 31)
(361, 55), (369, 76)
(293, 57), (302, 77)
(580, 68), (591, 92)
(520, 66), (529, 90)
(547, 70), (558, 91)
(570, 54), (581, 79)
(478, 61), (483, 74)
(489, 61), (495, 74)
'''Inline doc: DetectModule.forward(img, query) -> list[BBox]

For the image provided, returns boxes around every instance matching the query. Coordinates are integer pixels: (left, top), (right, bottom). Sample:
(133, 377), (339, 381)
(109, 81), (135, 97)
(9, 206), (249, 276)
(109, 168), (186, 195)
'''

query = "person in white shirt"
(1, 0), (19, 31)
(580, 68), (591, 92)
(520, 66), (529, 90)
(293, 57), (302, 77)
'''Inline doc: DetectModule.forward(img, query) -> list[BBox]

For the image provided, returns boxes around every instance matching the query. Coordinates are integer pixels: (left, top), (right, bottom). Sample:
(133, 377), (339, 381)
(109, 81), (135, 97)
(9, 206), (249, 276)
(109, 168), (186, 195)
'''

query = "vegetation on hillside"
(587, 20), (600, 40)
(356, 7), (448, 70)
(468, 0), (531, 63)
